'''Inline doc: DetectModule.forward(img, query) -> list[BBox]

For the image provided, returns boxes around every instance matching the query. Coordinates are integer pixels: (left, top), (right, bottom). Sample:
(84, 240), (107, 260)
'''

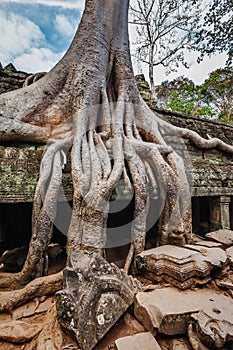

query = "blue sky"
(0, 0), (84, 72)
(0, 0), (228, 84)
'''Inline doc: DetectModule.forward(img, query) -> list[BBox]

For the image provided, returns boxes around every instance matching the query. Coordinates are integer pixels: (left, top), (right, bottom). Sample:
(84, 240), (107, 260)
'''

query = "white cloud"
(1, 0), (84, 10)
(150, 52), (228, 85)
(182, 52), (228, 84)
(54, 14), (76, 37)
(14, 48), (64, 72)
(0, 10), (45, 65)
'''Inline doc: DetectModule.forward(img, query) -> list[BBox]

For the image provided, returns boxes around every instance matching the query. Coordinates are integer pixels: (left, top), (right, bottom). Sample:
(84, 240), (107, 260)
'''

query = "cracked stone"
(191, 301), (233, 348)
(134, 287), (233, 337)
(184, 244), (227, 267)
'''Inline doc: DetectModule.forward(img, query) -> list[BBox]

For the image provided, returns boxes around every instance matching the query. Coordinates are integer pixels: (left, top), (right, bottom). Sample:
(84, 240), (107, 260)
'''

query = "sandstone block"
(134, 287), (233, 337)
(115, 332), (161, 350)
(191, 302), (233, 348)
(205, 229), (233, 247)
(136, 245), (224, 289)
(184, 244), (227, 267)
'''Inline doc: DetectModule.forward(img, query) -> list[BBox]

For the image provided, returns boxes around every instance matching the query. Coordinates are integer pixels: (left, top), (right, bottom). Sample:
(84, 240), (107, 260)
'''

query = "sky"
(0, 0), (228, 85)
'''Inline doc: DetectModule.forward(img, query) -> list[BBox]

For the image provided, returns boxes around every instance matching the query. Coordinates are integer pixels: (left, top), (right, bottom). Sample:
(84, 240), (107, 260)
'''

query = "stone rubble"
(134, 287), (233, 337)
(0, 230), (233, 349)
(191, 305), (233, 348)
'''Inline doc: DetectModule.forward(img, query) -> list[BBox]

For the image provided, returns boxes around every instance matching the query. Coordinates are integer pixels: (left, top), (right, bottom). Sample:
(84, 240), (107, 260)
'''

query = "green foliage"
(193, 0), (233, 66)
(203, 68), (233, 123)
(155, 68), (233, 123)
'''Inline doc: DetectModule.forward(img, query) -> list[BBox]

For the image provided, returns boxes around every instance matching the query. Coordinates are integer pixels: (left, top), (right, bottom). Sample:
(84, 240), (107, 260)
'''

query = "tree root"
(23, 72), (47, 87)
(0, 1), (233, 288)
(0, 271), (63, 312)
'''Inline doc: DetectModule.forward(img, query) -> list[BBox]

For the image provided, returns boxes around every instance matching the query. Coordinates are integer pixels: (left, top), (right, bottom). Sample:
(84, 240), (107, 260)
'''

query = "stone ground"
(0, 230), (233, 349)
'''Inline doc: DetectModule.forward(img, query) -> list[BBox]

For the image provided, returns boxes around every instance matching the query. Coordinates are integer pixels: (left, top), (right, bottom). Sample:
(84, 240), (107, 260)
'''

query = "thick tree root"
(0, 0), (232, 286)
(0, 271), (63, 312)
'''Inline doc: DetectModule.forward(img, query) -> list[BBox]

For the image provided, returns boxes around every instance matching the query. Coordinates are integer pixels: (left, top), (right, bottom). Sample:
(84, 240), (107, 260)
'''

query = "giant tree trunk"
(0, 0), (233, 288)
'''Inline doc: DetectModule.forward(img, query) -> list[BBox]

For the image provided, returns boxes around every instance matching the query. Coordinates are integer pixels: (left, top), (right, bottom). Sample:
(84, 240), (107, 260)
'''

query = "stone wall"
(0, 71), (232, 203)
(0, 63), (29, 94)
(0, 146), (73, 203)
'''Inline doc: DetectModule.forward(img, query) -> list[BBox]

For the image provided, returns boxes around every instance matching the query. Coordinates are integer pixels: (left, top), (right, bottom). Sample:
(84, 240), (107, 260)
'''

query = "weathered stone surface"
(226, 246), (233, 267)
(215, 277), (233, 290)
(115, 332), (161, 350)
(56, 250), (141, 350)
(193, 240), (222, 248)
(184, 244), (227, 267)
(136, 245), (225, 289)
(205, 229), (233, 247)
(191, 303), (233, 348)
(134, 287), (233, 336)
(0, 63), (29, 94)
(0, 146), (73, 203)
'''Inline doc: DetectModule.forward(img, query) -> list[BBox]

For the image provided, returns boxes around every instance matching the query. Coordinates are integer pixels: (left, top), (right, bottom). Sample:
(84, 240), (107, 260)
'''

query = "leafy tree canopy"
(193, 0), (233, 65)
(155, 68), (233, 124)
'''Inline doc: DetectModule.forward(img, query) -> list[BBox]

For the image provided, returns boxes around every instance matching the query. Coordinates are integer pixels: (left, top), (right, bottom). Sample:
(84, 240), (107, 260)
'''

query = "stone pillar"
(209, 196), (231, 231)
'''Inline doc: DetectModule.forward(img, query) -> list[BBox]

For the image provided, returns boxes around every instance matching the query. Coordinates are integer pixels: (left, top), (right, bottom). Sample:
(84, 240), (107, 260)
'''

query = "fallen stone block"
(56, 250), (141, 350)
(115, 332), (161, 350)
(134, 287), (233, 337)
(191, 302), (233, 348)
(205, 229), (233, 248)
(193, 240), (222, 248)
(136, 245), (223, 289)
(184, 244), (227, 267)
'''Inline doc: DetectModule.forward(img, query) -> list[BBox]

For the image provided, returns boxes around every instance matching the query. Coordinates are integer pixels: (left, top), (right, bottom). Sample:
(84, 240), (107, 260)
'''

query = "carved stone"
(56, 250), (141, 350)
(184, 244), (227, 267)
(193, 240), (222, 248)
(136, 245), (227, 289)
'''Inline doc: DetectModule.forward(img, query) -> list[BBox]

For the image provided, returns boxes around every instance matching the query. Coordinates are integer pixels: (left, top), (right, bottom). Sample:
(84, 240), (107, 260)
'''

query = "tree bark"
(0, 0), (232, 287)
